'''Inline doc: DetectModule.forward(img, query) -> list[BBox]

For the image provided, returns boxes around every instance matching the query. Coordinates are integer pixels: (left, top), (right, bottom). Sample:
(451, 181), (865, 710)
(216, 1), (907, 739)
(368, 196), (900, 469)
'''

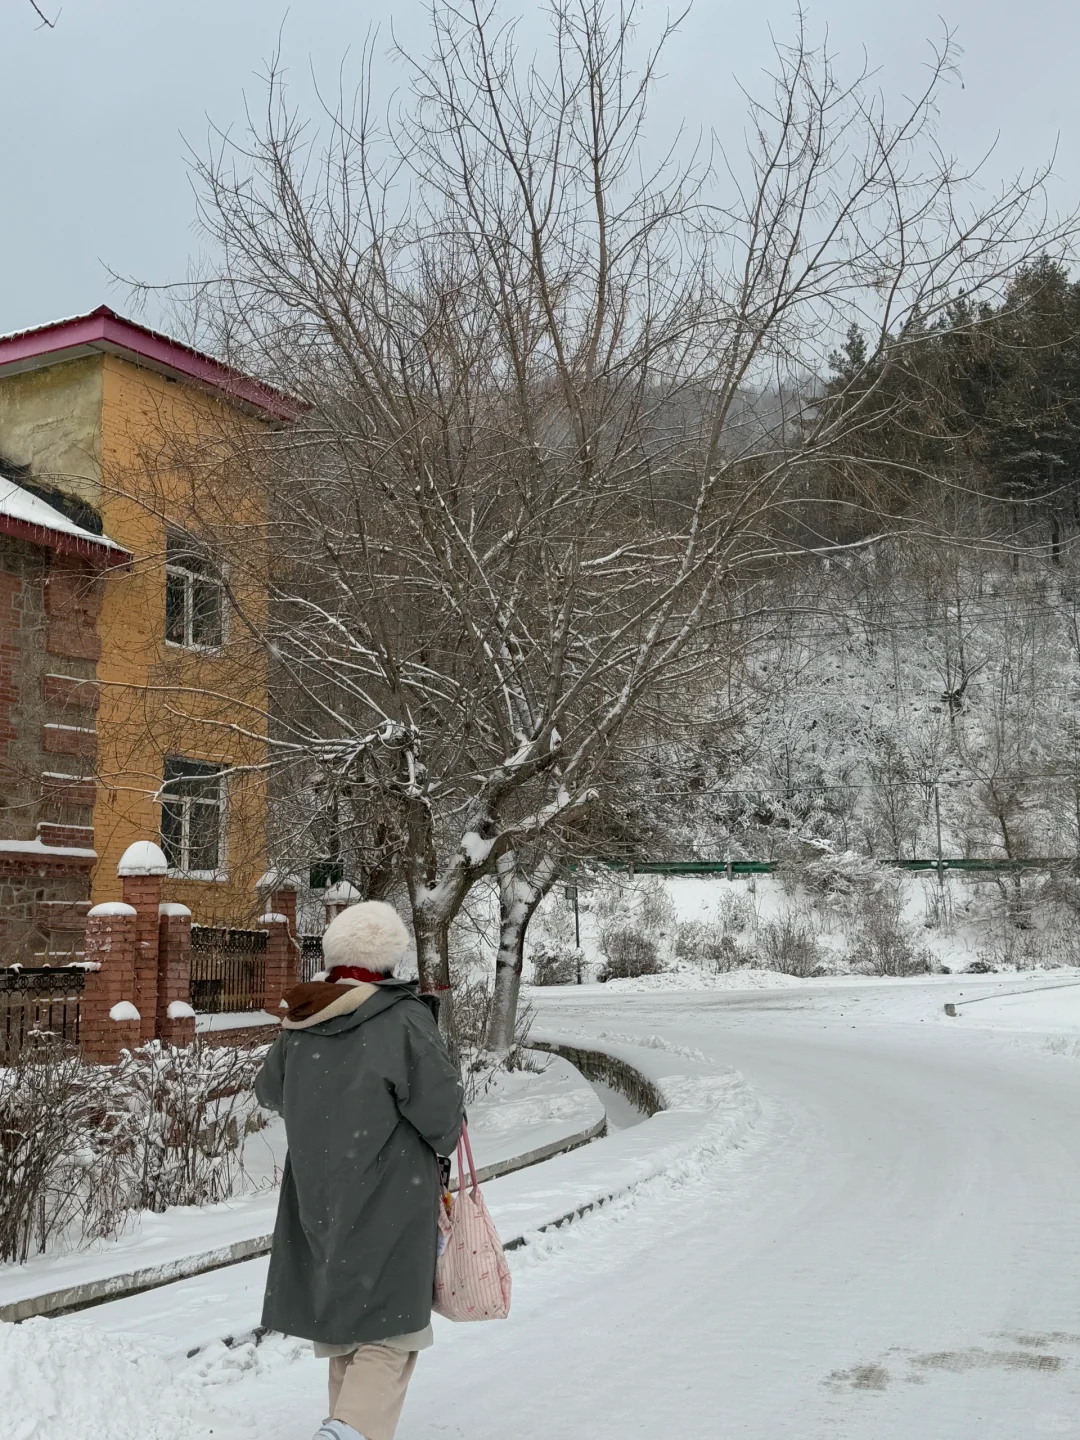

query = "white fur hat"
(322, 900), (410, 974)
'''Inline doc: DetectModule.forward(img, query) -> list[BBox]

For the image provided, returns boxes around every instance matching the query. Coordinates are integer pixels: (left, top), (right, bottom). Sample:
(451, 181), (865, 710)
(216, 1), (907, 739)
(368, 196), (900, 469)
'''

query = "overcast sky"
(4, 0), (1080, 337)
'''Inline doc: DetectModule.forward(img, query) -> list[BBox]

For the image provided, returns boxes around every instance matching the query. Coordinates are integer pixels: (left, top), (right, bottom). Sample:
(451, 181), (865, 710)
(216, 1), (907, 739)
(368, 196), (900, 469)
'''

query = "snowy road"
(20, 979), (1080, 1439)
(413, 984), (1080, 1439)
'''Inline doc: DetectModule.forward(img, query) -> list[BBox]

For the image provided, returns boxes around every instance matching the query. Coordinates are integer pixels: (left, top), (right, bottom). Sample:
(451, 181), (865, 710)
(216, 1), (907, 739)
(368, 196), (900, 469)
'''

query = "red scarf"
(327, 964), (393, 986)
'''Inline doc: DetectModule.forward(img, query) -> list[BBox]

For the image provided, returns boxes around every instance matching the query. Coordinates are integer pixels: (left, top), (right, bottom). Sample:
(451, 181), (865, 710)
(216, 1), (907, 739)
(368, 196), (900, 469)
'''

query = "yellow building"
(0, 307), (295, 956)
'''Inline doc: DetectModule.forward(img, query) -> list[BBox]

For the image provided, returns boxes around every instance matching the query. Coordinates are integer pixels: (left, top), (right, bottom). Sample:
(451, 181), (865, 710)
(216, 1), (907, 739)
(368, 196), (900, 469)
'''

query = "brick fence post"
(157, 902), (195, 1047)
(260, 915), (295, 1015)
(256, 869), (302, 1010)
(117, 841), (169, 1045)
(80, 902), (141, 1064)
(269, 885), (298, 935)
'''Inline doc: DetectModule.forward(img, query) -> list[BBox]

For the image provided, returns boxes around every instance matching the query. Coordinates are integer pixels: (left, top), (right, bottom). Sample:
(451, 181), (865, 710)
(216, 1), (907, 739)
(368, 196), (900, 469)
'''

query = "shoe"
(313, 1423), (367, 1440)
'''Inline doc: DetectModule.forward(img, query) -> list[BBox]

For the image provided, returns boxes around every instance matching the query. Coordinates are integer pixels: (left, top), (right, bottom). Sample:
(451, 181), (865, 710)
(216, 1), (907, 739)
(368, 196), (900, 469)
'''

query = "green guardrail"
(581, 857), (1074, 876)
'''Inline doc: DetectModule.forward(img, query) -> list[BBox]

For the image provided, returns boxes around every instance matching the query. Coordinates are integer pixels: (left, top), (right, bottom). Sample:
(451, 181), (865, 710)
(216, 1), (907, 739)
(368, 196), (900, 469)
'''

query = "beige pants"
(328, 1344), (418, 1440)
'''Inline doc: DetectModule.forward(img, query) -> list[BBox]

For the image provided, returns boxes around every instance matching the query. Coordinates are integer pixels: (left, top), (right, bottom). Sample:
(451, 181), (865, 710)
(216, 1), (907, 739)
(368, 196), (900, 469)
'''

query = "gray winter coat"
(254, 980), (464, 1345)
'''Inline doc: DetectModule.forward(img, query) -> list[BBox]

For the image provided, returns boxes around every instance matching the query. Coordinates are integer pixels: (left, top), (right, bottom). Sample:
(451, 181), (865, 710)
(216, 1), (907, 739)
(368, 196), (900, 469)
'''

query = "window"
(165, 531), (223, 649)
(161, 757), (225, 876)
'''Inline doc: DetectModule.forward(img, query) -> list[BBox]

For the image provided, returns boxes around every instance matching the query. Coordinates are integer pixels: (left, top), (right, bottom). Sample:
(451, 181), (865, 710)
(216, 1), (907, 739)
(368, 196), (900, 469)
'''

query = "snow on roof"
(0, 838), (97, 859)
(0, 479), (130, 568)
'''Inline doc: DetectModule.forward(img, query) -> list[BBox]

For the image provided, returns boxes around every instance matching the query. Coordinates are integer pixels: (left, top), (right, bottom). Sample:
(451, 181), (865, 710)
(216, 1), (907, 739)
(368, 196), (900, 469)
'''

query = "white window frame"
(165, 531), (226, 653)
(160, 757), (228, 881)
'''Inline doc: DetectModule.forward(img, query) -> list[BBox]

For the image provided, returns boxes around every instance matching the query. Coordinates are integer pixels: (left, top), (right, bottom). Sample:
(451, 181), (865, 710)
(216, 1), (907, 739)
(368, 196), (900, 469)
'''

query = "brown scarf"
(282, 981), (360, 1024)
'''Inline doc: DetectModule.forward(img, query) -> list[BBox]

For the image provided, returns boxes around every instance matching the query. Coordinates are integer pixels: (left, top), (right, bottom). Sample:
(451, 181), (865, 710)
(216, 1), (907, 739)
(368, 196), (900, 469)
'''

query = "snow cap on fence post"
(80, 901), (139, 1064)
(117, 841), (169, 876)
(118, 841), (167, 1044)
(324, 879), (362, 925)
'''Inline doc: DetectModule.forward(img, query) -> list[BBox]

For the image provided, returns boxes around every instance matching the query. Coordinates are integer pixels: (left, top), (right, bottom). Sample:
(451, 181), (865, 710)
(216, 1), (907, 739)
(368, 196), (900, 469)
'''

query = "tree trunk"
(413, 911), (458, 1063)
(485, 901), (529, 1054)
(484, 850), (559, 1054)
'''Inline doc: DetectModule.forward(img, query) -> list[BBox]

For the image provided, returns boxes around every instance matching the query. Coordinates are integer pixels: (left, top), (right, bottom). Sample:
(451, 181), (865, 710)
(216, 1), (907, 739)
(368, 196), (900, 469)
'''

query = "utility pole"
(566, 879), (582, 982)
(933, 781), (949, 937)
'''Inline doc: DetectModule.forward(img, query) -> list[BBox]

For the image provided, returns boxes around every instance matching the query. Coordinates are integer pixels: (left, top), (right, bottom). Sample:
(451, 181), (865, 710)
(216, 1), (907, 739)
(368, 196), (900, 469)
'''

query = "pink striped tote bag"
(433, 1124), (512, 1321)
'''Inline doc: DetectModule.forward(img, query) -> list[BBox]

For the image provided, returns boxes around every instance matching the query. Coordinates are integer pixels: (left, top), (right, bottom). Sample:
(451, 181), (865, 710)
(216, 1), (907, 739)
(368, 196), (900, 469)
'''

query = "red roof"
(0, 306), (302, 424)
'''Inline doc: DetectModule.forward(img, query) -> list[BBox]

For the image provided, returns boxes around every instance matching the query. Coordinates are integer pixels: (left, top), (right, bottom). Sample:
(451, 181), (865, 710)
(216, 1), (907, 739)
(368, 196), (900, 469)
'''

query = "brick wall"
(0, 538), (102, 962)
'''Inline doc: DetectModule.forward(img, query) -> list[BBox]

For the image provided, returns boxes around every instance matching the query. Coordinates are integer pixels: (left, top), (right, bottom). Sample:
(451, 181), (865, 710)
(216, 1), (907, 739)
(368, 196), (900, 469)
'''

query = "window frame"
(164, 530), (226, 653)
(160, 756), (228, 881)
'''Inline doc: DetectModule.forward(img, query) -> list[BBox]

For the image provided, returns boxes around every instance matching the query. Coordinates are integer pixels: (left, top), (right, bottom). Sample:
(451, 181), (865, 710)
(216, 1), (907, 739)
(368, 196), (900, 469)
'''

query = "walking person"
(255, 900), (465, 1440)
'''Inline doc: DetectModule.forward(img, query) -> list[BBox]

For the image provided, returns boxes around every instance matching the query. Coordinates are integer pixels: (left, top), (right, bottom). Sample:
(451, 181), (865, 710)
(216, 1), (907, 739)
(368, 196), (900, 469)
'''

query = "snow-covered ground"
(8, 972), (1080, 1439)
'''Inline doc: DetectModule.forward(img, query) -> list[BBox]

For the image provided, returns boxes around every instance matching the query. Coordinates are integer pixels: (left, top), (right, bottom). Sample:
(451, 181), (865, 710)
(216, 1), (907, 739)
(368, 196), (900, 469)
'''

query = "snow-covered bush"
(674, 920), (751, 972)
(0, 1041), (128, 1263)
(598, 928), (664, 981)
(594, 874), (673, 980)
(799, 850), (894, 901)
(847, 887), (931, 976)
(675, 889), (756, 972)
(531, 947), (582, 985)
(0, 1038), (269, 1259)
(111, 1041), (267, 1213)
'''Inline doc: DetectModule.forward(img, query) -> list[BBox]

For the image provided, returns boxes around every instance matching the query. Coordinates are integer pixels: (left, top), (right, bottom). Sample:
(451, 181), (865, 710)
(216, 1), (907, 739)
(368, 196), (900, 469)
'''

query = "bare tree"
(150, 0), (1074, 1043)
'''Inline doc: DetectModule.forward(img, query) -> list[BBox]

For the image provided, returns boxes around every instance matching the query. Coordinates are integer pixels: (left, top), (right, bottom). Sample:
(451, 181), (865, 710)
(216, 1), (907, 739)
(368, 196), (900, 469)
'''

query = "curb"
(530, 1040), (665, 1116)
(944, 977), (1080, 1018)
(500, 1042), (666, 1252)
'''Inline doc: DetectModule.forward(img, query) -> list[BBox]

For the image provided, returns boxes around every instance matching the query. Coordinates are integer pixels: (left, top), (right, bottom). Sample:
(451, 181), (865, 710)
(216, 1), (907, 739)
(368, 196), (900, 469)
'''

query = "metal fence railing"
(300, 934), (324, 983)
(189, 926), (268, 1014)
(0, 967), (85, 1062)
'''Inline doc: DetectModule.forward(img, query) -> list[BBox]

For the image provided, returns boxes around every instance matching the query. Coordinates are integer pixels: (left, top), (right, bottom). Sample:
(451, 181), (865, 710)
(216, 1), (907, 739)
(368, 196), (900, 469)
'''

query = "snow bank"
(0, 1317), (206, 1440)
(592, 966), (805, 993)
(194, 1010), (278, 1032)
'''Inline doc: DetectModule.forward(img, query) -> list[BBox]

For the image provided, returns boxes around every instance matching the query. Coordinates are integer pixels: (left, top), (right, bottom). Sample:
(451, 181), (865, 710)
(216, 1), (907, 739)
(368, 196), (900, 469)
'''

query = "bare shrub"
(848, 889), (931, 976)
(114, 1041), (267, 1213)
(674, 920), (751, 973)
(454, 973), (539, 1101)
(0, 1038), (269, 1260)
(531, 948), (581, 986)
(756, 915), (822, 977)
(0, 1043), (125, 1262)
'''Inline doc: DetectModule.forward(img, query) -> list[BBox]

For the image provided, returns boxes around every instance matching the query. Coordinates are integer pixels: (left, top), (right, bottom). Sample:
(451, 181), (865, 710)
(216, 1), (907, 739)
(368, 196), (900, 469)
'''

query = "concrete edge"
(530, 1039), (667, 1116)
(4, 1056), (611, 1323)
(0, 1234), (275, 1324)
(497, 1042), (673, 1251)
